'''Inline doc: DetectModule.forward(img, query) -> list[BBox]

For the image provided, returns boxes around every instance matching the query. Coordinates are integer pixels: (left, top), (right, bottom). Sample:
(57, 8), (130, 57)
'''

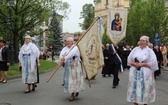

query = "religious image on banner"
(77, 18), (104, 80)
(107, 8), (128, 45)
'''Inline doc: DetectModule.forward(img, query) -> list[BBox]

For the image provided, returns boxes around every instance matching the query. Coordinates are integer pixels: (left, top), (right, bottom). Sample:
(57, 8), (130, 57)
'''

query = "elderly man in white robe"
(59, 37), (85, 101)
(18, 35), (40, 93)
(127, 36), (158, 105)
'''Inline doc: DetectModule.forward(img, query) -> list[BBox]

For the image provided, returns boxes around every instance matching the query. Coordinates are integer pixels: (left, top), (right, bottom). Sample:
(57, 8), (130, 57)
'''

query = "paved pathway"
(0, 59), (168, 105)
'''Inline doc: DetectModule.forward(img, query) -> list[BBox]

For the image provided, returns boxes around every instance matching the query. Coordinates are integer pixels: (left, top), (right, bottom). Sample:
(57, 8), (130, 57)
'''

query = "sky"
(62, 0), (94, 33)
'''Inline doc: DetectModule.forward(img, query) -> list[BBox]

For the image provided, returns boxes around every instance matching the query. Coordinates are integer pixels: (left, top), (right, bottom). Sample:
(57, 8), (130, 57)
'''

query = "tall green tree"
(102, 27), (111, 45)
(74, 31), (83, 36)
(0, 0), (70, 62)
(0, 0), (49, 62)
(47, 0), (70, 52)
(126, 0), (167, 45)
(94, 0), (101, 4)
(79, 3), (95, 30)
(48, 13), (63, 52)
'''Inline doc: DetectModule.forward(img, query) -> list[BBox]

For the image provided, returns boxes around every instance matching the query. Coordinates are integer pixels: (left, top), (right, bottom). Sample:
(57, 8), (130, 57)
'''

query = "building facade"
(33, 11), (63, 52)
(166, 0), (168, 13)
(94, 0), (129, 27)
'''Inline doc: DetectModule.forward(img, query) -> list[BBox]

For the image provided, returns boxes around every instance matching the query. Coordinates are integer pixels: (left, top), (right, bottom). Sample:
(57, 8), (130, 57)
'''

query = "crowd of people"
(1, 35), (168, 105)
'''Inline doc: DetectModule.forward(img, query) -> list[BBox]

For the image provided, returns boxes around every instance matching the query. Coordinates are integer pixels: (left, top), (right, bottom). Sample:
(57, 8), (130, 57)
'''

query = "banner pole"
(75, 17), (100, 45)
(46, 64), (62, 82)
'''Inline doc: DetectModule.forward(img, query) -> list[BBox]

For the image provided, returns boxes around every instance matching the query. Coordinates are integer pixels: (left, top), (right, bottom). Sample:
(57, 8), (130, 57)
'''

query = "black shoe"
(108, 74), (111, 77)
(75, 92), (79, 97)
(102, 74), (106, 77)
(32, 84), (37, 91)
(112, 86), (116, 88)
(117, 79), (120, 86)
(32, 88), (35, 91)
(116, 82), (119, 86)
(32, 87), (35, 91)
(35, 84), (37, 87)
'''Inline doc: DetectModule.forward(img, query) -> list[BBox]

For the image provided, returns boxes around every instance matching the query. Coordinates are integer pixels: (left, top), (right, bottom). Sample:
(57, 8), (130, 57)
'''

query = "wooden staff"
(46, 64), (62, 82)
(46, 52), (67, 82)
(46, 50), (73, 82)
(75, 17), (99, 46)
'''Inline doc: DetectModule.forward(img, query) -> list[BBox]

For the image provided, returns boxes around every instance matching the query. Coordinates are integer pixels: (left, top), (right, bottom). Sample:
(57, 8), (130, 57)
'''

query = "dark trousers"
(158, 62), (161, 74)
(154, 62), (161, 78)
(52, 56), (55, 61)
(112, 64), (120, 86)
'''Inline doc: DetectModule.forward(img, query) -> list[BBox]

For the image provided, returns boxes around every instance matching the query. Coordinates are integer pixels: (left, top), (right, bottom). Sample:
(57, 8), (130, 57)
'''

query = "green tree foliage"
(47, 0), (70, 19)
(0, 0), (70, 63)
(102, 27), (111, 46)
(94, 0), (101, 4)
(126, 0), (167, 45)
(48, 13), (63, 52)
(0, 0), (50, 62)
(74, 31), (83, 36)
(79, 3), (95, 30)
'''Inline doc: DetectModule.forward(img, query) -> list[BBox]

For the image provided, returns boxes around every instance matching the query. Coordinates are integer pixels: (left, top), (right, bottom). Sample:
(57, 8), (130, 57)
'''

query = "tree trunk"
(13, 32), (19, 63)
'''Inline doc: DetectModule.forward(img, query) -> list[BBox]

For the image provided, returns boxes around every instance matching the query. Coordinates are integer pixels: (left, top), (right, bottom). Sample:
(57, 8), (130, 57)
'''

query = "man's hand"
(18, 62), (22, 71)
(105, 57), (108, 59)
(7, 63), (10, 66)
(37, 63), (40, 67)
(113, 51), (117, 55)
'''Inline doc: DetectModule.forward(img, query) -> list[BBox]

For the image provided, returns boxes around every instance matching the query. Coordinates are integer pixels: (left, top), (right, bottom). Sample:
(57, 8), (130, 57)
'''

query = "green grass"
(8, 60), (58, 78)
(39, 60), (57, 71)
(55, 56), (59, 59)
(8, 63), (21, 77)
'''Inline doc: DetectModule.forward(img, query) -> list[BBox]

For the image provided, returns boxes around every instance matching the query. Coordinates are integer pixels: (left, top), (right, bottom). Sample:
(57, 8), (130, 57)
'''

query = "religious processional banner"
(107, 8), (128, 45)
(154, 33), (160, 47)
(77, 17), (104, 80)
